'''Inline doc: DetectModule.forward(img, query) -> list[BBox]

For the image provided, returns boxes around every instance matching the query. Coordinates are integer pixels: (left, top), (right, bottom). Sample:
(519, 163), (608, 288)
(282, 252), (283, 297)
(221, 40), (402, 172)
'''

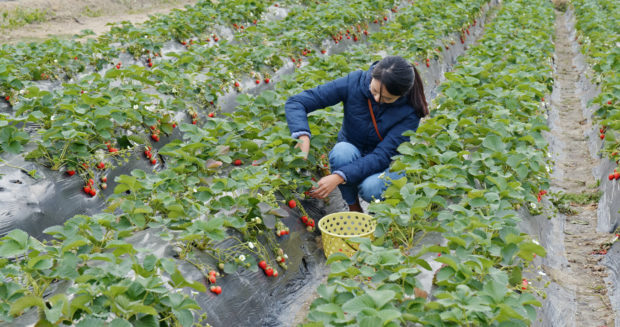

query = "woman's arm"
(285, 73), (353, 139)
(337, 115), (420, 185)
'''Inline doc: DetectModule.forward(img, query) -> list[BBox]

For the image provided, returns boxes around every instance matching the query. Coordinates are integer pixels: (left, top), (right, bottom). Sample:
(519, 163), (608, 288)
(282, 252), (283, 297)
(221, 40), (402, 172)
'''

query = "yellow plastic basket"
(318, 211), (376, 258)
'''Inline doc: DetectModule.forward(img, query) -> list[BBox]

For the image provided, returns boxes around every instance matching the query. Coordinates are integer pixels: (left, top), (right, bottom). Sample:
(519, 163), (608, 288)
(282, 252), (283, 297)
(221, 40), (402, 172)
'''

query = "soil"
(547, 9), (615, 326)
(0, 0), (197, 44)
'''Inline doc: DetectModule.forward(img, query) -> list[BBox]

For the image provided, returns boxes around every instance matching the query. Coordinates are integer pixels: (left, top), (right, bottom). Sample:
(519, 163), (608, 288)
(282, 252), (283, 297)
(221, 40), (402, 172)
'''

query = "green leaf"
(366, 289), (395, 309)
(9, 295), (45, 315)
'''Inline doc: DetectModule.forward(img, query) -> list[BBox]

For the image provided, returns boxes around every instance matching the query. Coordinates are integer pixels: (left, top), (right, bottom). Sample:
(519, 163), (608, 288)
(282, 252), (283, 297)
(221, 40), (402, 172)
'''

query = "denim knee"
(358, 170), (405, 203)
(329, 142), (360, 170)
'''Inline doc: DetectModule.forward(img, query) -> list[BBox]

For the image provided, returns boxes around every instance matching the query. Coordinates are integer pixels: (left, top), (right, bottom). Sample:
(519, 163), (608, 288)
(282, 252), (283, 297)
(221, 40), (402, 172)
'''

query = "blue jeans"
(329, 142), (404, 205)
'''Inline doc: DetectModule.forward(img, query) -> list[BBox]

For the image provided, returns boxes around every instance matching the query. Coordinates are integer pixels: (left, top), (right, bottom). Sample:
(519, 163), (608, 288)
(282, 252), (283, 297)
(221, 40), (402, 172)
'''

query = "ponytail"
(409, 66), (429, 118)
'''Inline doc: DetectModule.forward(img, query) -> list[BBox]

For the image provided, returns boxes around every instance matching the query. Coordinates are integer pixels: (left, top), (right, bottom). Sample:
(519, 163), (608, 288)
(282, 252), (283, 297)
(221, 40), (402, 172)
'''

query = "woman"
(285, 55), (428, 212)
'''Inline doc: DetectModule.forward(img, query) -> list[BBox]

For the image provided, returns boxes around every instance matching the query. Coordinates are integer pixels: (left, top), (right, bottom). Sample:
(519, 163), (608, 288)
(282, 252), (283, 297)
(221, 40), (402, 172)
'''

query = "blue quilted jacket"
(285, 62), (421, 184)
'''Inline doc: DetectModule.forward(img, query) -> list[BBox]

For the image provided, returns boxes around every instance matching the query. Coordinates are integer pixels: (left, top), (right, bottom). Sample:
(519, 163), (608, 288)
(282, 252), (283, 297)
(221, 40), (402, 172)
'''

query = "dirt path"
(0, 0), (197, 44)
(548, 8), (615, 326)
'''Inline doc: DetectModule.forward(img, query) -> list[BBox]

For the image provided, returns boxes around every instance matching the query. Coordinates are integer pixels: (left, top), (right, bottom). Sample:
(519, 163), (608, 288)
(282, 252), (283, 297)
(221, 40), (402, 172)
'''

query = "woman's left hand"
(309, 174), (344, 199)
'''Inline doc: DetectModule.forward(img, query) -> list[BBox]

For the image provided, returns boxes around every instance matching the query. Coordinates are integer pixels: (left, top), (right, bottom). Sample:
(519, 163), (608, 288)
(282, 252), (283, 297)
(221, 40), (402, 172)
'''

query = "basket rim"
(318, 211), (376, 239)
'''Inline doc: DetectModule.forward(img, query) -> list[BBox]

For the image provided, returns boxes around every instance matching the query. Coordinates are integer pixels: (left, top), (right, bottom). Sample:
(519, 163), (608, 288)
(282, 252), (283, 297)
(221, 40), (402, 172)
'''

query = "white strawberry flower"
(133, 104), (139, 109)
(248, 242), (254, 249)
(239, 255), (246, 261)
(375, 199), (380, 203)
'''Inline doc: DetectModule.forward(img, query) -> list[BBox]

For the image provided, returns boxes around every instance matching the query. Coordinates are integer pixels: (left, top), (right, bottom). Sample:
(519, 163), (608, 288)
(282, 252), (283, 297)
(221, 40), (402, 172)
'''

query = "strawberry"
(264, 78), (270, 84)
(101, 183), (107, 190)
(383, 16), (388, 21)
(321, 49), (326, 54)
(88, 178), (94, 186)
(610, 174), (615, 181)
(214, 36), (219, 42)
(116, 63), (121, 69)
(233, 159), (242, 166)
(521, 278), (528, 290)
(258, 260), (267, 270)
(101, 176), (107, 183)
(288, 199), (296, 208)
(96, 162), (105, 169)
(181, 41), (187, 45)
(150, 125), (156, 130)
(4, 96), (9, 101)
(608, 101), (612, 105)
(66, 170), (76, 176)
(601, 134), (605, 140)
(234, 81), (240, 88)
(151, 158), (157, 165)
(373, 19), (378, 24)
(148, 62), (153, 68)
(253, 19), (257, 24)
(255, 79), (260, 84)
(615, 172), (620, 180)
(89, 189), (96, 196)
(301, 215), (308, 224)
(172, 123), (176, 128)
(151, 134), (160, 142)
(192, 120), (197, 125)
(214, 286), (222, 294)
(83, 186), (91, 194)
(108, 147), (118, 153)
(363, 30), (368, 36)
(273, 270), (278, 277)
(307, 219), (315, 227)
(208, 112), (214, 118)
(209, 275), (216, 284)
(353, 35), (358, 42)
(265, 267), (274, 277)
(145, 150), (152, 158)
(74, 56), (78, 60)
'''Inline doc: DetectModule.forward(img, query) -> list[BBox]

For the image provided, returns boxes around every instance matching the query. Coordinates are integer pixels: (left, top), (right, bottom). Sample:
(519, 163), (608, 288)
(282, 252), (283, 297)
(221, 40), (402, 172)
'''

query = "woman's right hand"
(295, 135), (310, 159)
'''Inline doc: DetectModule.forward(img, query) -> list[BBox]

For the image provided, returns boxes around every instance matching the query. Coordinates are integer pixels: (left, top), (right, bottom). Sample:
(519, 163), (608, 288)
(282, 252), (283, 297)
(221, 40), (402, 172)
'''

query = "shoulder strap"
(367, 98), (383, 141)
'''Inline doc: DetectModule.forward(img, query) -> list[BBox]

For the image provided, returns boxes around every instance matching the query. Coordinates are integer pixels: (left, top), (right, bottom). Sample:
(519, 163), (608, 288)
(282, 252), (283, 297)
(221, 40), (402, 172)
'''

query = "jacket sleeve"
(338, 114), (420, 185)
(285, 73), (351, 138)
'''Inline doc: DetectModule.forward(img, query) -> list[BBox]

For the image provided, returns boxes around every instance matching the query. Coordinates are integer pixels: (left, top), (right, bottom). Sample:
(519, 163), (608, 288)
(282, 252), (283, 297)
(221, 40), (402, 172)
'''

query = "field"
(0, 0), (618, 326)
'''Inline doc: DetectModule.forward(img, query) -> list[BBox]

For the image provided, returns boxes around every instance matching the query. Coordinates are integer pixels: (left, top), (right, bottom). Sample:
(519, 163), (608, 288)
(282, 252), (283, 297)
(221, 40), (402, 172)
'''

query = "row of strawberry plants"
(571, 0), (619, 170)
(304, 0), (554, 325)
(0, 0), (493, 325)
(1, 0), (402, 175)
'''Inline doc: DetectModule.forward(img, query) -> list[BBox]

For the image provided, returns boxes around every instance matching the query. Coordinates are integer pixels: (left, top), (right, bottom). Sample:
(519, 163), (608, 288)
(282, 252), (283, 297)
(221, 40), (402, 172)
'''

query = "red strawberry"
(150, 125), (156, 130)
(234, 81), (240, 88)
(259, 261), (267, 270)
(301, 215), (308, 224)
(363, 30), (368, 36)
(83, 186), (91, 194)
(151, 158), (157, 165)
(209, 275), (216, 284)
(610, 174), (615, 181)
(4, 96), (9, 101)
(264, 78), (270, 84)
(192, 120), (197, 125)
(233, 159), (242, 166)
(373, 19), (378, 24)
(307, 219), (315, 227)
(255, 79), (260, 84)
(601, 134), (605, 140)
(321, 49), (326, 54)
(615, 172), (620, 180)
(214, 286), (222, 294)
(88, 178), (94, 186)
(96, 162), (105, 169)
(265, 267), (274, 276)
(66, 170), (76, 176)
(353, 36), (358, 42)
(108, 147), (118, 153)
(288, 199), (296, 208)
(253, 19), (257, 24)
(145, 150), (152, 158)
(172, 123), (176, 128)
(208, 112), (214, 118)
(181, 41), (187, 45)
(101, 176), (107, 183)
(214, 36), (219, 42)
(89, 189), (96, 196)
(74, 56), (78, 60)
(383, 16), (387, 21)
(608, 101), (612, 105)
(148, 62), (153, 68)
(151, 134), (160, 142)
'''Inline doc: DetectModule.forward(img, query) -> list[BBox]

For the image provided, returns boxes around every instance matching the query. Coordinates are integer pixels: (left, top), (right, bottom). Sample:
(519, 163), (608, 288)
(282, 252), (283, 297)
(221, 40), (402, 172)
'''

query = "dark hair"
(371, 56), (429, 117)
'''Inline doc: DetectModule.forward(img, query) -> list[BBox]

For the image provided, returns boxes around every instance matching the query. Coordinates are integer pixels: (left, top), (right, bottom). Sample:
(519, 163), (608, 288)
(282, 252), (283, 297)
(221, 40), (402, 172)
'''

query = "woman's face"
(370, 78), (400, 104)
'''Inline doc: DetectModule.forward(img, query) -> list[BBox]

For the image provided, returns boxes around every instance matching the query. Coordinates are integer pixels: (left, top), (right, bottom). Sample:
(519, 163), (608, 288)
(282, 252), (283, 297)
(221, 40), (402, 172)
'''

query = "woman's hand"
(310, 174), (344, 199)
(294, 135), (310, 159)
